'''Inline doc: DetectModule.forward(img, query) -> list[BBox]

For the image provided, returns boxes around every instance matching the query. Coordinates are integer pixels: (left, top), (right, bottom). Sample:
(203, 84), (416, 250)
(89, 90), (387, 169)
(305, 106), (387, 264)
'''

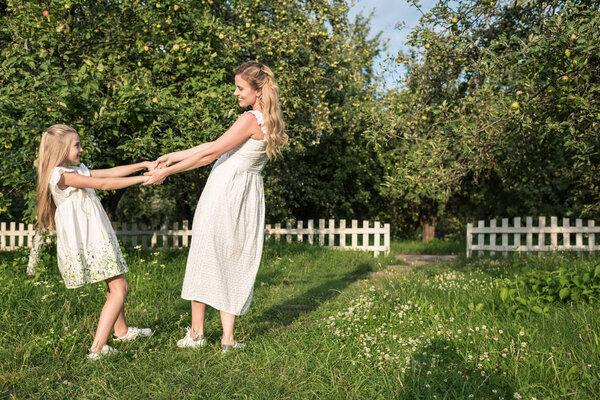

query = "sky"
(348, 0), (438, 86)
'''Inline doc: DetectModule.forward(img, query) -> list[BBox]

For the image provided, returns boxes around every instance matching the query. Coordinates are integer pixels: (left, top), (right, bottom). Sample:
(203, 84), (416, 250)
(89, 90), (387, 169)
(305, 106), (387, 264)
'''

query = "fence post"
(0, 222), (5, 249)
(374, 221), (381, 256)
(589, 220), (595, 252)
(477, 220), (485, 256)
(526, 217), (533, 250)
(501, 218), (508, 256)
(328, 219), (335, 247)
(9, 222), (16, 249)
(563, 218), (570, 248)
(182, 220), (189, 247)
(285, 222), (291, 242)
(173, 222), (179, 247)
(466, 223), (472, 258)
(539, 216), (546, 252)
(550, 217), (557, 250)
(576, 219), (583, 250)
(384, 223), (390, 255)
(318, 219), (325, 246)
(351, 220), (358, 248)
(514, 217), (521, 252)
(489, 219), (496, 256)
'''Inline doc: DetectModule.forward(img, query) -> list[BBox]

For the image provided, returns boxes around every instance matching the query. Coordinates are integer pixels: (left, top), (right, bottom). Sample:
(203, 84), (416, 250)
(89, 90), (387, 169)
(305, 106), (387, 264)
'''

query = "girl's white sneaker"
(177, 328), (206, 348)
(113, 326), (153, 342)
(86, 345), (118, 360)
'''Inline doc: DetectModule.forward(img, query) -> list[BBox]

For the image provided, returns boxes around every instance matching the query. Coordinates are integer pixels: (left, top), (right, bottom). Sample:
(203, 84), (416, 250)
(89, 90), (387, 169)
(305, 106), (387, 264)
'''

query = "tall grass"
(0, 241), (598, 399)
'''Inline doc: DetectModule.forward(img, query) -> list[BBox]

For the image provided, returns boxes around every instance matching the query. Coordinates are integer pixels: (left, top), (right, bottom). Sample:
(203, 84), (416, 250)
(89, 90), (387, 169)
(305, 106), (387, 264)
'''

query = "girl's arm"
(59, 171), (148, 191)
(144, 114), (257, 185)
(90, 161), (153, 179)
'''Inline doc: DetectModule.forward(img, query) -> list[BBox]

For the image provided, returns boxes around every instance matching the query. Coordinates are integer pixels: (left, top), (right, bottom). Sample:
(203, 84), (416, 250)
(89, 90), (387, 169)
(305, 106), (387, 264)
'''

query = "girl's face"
(63, 132), (83, 166)
(234, 74), (261, 109)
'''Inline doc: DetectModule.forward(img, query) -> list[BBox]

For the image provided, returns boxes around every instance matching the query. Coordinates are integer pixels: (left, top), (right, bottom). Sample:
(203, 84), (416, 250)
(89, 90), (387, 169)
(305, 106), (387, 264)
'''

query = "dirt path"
(369, 254), (459, 277)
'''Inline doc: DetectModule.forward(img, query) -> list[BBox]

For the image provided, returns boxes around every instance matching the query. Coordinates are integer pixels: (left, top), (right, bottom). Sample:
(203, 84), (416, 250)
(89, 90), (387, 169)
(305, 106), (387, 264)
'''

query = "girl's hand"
(144, 161), (157, 172)
(143, 168), (168, 186)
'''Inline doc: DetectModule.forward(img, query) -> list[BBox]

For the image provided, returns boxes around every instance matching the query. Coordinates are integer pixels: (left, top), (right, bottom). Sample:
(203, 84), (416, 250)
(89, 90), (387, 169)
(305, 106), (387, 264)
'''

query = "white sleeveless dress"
(49, 164), (128, 288)
(181, 110), (269, 315)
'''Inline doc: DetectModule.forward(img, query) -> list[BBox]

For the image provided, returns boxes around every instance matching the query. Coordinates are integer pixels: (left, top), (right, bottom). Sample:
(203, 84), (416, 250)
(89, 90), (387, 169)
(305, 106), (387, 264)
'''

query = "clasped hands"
(143, 154), (174, 186)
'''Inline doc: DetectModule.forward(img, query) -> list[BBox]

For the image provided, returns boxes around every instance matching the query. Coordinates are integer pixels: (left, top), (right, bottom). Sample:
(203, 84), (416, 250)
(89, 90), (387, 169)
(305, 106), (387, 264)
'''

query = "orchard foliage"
(379, 0), (600, 239)
(3, 0), (598, 240)
(0, 0), (386, 226)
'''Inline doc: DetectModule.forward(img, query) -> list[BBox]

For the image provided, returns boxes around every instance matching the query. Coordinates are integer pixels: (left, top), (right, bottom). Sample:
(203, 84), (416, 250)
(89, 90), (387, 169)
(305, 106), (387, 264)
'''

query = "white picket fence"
(265, 219), (390, 257)
(467, 216), (600, 257)
(0, 219), (390, 256)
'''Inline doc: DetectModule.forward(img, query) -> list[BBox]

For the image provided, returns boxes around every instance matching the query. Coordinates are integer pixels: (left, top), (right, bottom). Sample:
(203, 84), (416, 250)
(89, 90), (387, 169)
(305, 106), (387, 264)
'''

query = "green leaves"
(0, 0), (387, 225)
(380, 0), (600, 232)
(559, 287), (570, 300)
(496, 260), (600, 318)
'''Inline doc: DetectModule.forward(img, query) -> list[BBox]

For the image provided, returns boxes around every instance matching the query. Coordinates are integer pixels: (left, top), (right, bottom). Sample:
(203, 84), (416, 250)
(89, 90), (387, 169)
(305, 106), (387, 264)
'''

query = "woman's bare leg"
(190, 301), (206, 338)
(219, 310), (236, 345)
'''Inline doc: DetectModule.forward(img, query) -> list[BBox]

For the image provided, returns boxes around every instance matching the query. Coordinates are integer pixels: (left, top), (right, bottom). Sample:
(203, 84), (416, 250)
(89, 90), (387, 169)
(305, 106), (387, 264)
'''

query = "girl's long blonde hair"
(35, 124), (77, 231)
(235, 61), (288, 159)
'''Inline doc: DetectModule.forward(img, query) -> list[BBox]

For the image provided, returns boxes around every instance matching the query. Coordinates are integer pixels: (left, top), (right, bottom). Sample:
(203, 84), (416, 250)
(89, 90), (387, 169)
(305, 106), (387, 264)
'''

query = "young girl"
(145, 61), (287, 352)
(36, 124), (154, 360)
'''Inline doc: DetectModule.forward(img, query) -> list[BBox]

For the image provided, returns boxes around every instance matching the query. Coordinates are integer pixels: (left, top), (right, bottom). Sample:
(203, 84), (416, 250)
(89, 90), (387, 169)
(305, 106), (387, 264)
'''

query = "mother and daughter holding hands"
(34, 61), (288, 359)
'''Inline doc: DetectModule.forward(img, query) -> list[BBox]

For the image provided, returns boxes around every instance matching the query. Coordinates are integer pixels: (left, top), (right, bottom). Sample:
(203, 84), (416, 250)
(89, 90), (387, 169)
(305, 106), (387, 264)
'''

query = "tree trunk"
(101, 191), (125, 221)
(420, 216), (438, 242)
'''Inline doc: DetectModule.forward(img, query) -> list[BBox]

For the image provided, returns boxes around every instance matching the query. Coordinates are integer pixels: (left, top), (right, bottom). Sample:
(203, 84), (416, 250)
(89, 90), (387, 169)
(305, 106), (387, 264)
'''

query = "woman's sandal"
(221, 341), (245, 354)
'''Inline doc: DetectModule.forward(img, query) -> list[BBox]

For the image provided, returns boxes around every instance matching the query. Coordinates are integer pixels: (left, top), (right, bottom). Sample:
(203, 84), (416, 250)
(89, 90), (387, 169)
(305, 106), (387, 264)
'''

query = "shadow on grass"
(248, 261), (373, 337)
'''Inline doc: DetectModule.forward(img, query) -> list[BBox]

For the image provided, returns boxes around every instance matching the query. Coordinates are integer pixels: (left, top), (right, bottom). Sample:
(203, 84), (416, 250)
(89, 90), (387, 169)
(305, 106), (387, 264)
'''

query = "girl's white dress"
(181, 110), (269, 315)
(50, 164), (128, 288)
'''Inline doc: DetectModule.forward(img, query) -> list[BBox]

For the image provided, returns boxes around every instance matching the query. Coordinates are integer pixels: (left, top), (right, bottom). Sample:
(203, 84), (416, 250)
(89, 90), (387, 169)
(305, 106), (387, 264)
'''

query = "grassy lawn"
(390, 238), (466, 255)
(1, 241), (599, 399)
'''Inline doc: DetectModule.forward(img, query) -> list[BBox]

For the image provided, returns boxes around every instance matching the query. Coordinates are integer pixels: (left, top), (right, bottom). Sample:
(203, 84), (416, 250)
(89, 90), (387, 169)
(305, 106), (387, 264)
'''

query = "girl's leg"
(112, 305), (128, 337)
(219, 310), (236, 346)
(190, 301), (206, 338)
(90, 275), (129, 353)
(114, 305), (129, 336)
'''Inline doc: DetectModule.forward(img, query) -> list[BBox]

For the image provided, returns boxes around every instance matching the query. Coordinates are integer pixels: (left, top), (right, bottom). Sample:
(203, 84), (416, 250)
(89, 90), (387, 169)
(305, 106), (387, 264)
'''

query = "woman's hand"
(153, 154), (175, 170)
(143, 168), (169, 186)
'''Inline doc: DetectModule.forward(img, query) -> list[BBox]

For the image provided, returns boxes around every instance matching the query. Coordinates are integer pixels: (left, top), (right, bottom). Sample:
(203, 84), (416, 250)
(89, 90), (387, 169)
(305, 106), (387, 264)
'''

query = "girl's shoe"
(177, 328), (206, 348)
(113, 326), (153, 342)
(221, 341), (245, 354)
(86, 345), (118, 360)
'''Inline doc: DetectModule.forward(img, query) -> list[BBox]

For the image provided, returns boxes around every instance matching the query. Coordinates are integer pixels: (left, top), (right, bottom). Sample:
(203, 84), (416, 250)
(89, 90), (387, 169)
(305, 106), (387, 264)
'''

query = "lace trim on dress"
(246, 110), (267, 137)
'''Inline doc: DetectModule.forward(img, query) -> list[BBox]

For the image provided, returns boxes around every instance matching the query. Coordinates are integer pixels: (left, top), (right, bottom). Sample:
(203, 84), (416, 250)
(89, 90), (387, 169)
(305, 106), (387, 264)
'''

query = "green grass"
(390, 238), (466, 255)
(1, 242), (599, 399)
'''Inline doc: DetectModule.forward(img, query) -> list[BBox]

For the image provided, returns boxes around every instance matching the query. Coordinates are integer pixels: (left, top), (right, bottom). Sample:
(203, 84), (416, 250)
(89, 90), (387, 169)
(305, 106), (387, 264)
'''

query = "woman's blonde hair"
(35, 124), (77, 231)
(235, 61), (288, 159)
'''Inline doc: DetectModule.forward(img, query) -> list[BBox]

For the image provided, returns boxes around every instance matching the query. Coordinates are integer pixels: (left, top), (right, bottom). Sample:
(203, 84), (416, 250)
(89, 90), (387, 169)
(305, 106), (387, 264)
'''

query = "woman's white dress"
(181, 110), (269, 315)
(50, 164), (128, 288)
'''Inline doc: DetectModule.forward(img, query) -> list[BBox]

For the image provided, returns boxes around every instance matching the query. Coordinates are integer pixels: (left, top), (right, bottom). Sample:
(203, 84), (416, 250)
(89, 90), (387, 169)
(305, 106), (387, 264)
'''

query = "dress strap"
(246, 110), (267, 135)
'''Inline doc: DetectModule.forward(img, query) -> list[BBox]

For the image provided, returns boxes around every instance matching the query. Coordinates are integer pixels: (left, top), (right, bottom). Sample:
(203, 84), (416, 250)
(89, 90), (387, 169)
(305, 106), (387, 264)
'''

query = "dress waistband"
(217, 155), (265, 175)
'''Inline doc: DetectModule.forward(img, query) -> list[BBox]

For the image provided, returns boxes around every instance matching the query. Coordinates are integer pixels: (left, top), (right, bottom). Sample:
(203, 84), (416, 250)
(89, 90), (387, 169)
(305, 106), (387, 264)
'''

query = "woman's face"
(234, 74), (261, 109)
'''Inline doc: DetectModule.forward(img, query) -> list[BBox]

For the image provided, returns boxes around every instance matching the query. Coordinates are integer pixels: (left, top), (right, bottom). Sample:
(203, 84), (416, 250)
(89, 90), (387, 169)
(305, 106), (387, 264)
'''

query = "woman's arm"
(90, 161), (153, 178)
(144, 114), (257, 185)
(158, 142), (214, 166)
(59, 171), (148, 191)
